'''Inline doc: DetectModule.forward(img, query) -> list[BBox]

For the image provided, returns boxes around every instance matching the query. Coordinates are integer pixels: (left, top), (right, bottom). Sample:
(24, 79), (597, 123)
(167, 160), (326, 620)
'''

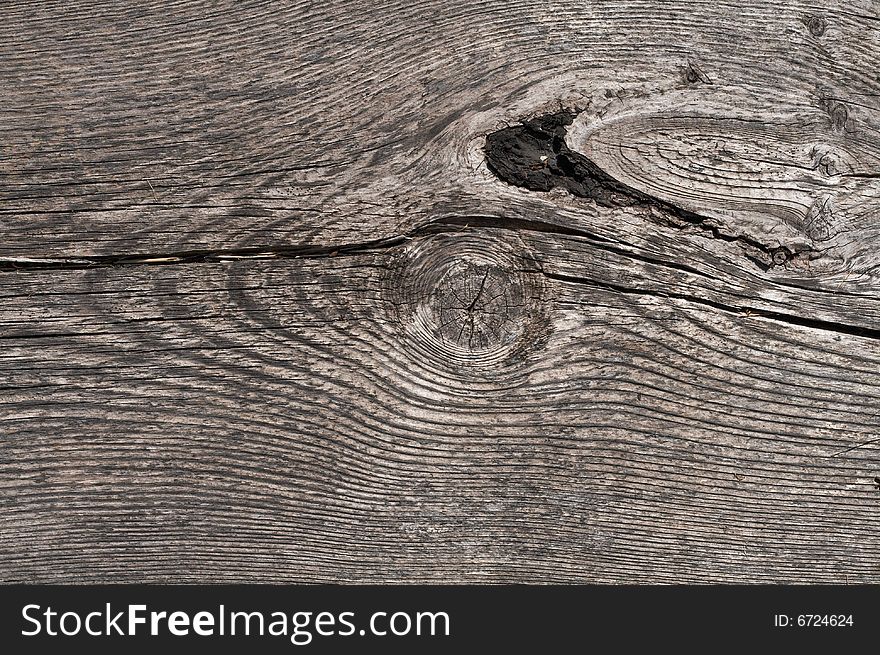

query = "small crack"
(829, 436), (880, 458)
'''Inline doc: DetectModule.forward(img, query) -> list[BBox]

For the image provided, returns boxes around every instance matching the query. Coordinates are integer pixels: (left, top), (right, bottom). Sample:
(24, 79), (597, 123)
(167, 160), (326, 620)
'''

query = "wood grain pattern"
(1, 0), (879, 583)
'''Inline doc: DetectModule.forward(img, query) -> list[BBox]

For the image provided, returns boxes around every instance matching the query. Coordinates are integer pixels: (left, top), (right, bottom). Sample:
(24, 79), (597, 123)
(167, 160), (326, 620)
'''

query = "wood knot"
(803, 14), (827, 37)
(810, 147), (840, 177)
(821, 99), (849, 133)
(431, 261), (522, 351)
(803, 196), (836, 242)
(683, 60), (711, 85)
(384, 233), (550, 373)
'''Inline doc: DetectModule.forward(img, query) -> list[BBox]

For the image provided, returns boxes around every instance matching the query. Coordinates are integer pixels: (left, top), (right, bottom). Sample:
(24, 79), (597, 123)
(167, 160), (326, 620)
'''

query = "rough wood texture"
(2, 0), (879, 583)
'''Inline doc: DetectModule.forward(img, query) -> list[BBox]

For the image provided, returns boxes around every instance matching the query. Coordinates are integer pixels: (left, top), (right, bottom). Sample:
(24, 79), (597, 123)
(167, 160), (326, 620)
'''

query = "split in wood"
(483, 109), (809, 271)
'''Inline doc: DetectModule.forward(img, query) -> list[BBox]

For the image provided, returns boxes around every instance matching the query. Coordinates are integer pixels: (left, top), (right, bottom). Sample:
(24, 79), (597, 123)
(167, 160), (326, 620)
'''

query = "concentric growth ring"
(384, 232), (550, 375)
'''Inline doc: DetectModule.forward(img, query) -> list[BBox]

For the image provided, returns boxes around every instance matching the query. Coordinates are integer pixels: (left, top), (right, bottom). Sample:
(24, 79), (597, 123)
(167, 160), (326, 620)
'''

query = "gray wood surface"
(2, 0), (879, 583)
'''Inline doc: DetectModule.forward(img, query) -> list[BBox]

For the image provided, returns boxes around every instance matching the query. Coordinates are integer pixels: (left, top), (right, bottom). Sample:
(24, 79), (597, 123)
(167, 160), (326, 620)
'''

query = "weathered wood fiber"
(1, 0), (879, 583)
(3, 237), (880, 583)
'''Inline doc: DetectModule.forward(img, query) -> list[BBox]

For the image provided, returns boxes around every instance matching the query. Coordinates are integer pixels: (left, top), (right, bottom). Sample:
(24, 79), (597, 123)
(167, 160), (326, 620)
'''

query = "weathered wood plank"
(1, 229), (879, 582)
(2, 1), (879, 264)
(2, 1), (880, 583)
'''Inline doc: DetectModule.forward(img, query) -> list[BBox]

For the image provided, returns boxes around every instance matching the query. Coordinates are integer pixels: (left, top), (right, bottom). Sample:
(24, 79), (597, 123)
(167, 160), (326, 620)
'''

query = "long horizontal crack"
(540, 269), (880, 341)
(484, 110), (804, 271)
(0, 214), (705, 276)
(0, 234), (410, 271)
(0, 214), (717, 288)
(0, 215), (875, 341)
